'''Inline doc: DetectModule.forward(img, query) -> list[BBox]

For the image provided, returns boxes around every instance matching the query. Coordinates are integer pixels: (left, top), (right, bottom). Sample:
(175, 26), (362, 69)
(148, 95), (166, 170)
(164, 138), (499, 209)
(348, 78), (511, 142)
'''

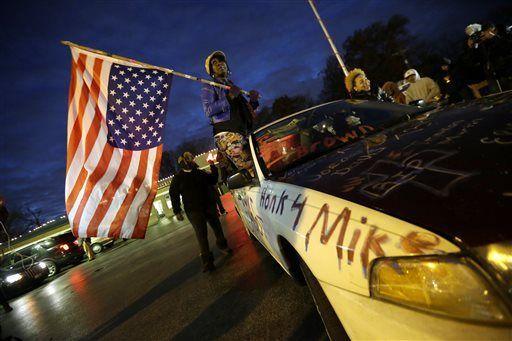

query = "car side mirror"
(227, 169), (252, 190)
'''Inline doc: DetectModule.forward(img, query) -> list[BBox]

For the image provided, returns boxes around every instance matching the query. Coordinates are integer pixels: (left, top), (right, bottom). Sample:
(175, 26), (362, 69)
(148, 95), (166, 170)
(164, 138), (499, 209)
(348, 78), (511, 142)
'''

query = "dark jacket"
(200, 80), (259, 136)
(169, 164), (219, 215)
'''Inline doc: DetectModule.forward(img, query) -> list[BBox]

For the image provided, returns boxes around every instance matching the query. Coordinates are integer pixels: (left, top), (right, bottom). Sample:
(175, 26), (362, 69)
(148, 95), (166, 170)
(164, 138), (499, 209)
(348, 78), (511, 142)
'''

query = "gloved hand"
(249, 90), (259, 102)
(228, 85), (241, 99)
(176, 213), (184, 221)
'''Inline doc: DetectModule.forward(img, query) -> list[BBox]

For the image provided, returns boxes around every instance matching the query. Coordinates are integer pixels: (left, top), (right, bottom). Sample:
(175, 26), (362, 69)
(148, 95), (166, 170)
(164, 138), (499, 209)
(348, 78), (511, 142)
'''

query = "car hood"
(279, 92), (512, 248)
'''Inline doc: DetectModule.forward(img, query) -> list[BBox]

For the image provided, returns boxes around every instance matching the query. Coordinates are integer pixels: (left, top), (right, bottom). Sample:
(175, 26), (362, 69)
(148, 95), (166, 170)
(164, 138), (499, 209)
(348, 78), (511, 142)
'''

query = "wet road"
(1, 195), (327, 340)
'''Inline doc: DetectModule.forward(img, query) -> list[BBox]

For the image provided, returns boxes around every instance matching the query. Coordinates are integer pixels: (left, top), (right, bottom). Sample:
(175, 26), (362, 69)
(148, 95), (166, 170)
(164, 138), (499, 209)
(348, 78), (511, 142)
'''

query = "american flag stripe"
(66, 46), (170, 239)
(91, 150), (135, 236)
(117, 147), (159, 238)
(66, 56), (100, 189)
(80, 145), (119, 235)
(66, 53), (87, 171)
(66, 55), (81, 145)
(68, 55), (97, 161)
(67, 56), (78, 115)
(65, 82), (95, 210)
(72, 144), (115, 235)
(132, 145), (162, 239)
(109, 150), (149, 236)
(78, 149), (132, 237)
(66, 56), (108, 214)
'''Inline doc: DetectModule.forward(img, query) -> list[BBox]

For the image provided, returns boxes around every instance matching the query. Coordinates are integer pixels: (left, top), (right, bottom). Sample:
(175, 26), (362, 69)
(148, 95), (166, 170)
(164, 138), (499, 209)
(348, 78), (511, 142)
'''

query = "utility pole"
(308, 0), (349, 77)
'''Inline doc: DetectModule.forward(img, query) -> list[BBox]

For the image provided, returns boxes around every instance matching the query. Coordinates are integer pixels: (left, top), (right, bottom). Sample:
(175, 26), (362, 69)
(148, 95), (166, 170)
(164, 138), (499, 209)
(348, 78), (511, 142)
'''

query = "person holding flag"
(201, 51), (260, 174)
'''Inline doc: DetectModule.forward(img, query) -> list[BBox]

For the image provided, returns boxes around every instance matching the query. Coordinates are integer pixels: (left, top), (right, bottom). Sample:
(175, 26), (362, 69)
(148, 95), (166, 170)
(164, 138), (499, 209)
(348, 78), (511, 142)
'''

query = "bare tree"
(22, 205), (43, 228)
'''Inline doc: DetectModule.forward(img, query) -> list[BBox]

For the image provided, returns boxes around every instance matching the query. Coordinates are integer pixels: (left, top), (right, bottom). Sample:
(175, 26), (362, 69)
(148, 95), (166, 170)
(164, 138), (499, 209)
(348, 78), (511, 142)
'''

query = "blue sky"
(0, 0), (507, 223)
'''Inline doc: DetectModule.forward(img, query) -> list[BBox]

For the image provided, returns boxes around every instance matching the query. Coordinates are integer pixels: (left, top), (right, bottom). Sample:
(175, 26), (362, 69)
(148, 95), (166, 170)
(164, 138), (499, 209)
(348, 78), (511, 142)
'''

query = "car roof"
(253, 100), (344, 133)
(253, 99), (424, 134)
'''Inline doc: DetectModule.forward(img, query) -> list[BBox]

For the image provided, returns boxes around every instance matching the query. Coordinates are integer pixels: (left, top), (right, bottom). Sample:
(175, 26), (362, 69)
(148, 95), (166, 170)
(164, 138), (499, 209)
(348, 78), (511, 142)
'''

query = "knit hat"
(404, 69), (420, 79)
(344, 68), (366, 93)
(204, 51), (227, 77)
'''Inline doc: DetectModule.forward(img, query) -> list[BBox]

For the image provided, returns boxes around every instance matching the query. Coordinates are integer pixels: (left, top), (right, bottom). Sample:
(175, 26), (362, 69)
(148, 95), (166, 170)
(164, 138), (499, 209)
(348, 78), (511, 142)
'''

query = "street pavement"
(1, 194), (328, 340)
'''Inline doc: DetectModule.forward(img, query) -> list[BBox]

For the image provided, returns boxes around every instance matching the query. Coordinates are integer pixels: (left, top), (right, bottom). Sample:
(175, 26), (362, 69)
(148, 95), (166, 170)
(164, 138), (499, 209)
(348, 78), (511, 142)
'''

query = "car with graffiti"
(228, 92), (512, 340)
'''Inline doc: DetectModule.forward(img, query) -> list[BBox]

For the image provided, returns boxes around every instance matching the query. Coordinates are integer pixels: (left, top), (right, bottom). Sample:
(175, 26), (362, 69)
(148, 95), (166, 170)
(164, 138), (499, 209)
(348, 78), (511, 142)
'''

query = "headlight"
(5, 273), (23, 284)
(370, 255), (512, 323)
(474, 242), (512, 299)
(38, 262), (47, 269)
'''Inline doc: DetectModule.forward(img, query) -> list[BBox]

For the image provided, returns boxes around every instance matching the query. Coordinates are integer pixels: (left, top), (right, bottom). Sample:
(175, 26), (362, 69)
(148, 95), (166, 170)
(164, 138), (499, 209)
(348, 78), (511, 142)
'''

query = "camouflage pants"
(214, 132), (253, 172)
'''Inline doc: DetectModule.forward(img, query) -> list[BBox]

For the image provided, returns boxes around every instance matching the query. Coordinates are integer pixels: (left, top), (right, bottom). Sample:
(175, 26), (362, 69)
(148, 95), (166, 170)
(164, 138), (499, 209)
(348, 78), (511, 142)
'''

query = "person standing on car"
(169, 152), (232, 272)
(201, 51), (259, 174)
(403, 69), (441, 105)
(0, 197), (13, 313)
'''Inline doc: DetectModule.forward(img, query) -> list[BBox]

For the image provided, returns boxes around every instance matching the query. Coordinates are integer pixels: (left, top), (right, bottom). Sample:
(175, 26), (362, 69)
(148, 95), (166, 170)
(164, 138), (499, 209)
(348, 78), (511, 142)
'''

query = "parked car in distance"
(0, 255), (49, 299)
(24, 231), (85, 276)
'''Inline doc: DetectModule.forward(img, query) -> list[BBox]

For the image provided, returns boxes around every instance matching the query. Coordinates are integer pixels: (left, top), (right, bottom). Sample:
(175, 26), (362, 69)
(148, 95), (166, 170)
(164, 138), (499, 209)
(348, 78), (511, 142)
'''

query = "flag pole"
(307, 0), (349, 77)
(61, 41), (250, 95)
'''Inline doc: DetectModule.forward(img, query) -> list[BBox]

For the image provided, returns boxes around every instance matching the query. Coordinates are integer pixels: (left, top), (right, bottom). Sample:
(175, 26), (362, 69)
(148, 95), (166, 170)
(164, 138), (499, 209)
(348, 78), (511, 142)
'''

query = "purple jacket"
(201, 82), (259, 134)
(201, 83), (231, 124)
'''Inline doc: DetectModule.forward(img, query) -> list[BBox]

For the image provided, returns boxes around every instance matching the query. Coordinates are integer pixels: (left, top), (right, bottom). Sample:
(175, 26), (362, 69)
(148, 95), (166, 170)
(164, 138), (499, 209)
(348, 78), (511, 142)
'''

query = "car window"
(38, 238), (57, 249)
(13, 250), (32, 263)
(53, 233), (75, 244)
(254, 101), (419, 175)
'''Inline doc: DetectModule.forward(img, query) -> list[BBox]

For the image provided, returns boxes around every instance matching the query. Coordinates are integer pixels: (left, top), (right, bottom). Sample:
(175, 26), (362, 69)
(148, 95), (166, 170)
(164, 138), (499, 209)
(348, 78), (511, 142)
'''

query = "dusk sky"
(0, 0), (507, 224)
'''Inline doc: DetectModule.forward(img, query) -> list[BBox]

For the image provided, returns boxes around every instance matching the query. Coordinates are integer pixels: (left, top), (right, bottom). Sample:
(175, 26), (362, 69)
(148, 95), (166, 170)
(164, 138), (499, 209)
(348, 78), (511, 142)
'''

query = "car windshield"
(53, 232), (75, 244)
(254, 100), (420, 175)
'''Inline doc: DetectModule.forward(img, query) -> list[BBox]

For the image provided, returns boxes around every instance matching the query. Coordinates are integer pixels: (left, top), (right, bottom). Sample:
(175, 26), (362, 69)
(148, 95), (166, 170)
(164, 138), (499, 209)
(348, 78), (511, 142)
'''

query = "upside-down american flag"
(65, 45), (172, 239)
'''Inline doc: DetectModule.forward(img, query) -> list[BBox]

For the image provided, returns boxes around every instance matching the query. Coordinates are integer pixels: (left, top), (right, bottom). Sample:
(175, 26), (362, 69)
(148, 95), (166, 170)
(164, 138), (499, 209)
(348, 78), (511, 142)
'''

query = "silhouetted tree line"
(0, 204), (45, 242)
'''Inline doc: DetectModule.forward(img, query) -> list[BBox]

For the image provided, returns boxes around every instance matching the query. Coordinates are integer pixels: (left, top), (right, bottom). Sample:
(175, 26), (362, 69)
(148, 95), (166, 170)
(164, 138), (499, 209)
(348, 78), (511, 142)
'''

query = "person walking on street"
(201, 51), (259, 175)
(182, 151), (226, 215)
(78, 237), (95, 261)
(169, 152), (232, 272)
